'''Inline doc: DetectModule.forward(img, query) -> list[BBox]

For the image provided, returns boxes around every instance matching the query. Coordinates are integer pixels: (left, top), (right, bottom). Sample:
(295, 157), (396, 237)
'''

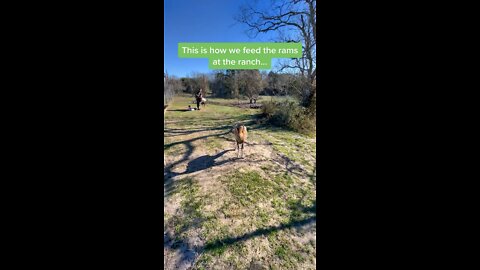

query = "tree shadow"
(164, 130), (231, 156)
(163, 113), (287, 198)
(167, 109), (190, 112)
(164, 125), (233, 138)
(164, 109), (317, 268)
(204, 216), (316, 251)
(164, 139), (194, 197)
(167, 149), (235, 178)
(164, 129), (232, 198)
(164, 230), (197, 269)
(203, 199), (316, 252)
(274, 154), (309, 178)
(165, 186), (316, 268)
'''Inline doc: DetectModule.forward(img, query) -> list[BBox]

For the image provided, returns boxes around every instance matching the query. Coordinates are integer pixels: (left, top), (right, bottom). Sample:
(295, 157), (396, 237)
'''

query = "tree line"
(165, 70), (311, 104)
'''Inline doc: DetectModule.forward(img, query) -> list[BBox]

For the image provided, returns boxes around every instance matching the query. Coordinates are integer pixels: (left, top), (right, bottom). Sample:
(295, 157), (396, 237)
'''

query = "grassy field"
(164, 95), (316, 270)
(191, 94), (298, 107)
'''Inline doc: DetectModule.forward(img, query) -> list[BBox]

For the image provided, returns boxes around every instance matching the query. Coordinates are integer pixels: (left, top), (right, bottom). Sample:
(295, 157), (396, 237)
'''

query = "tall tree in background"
(198, 74), (209, 96)
(238, 70), (262, 103)
(180, 73), (210, 96)
(237, 0), (316, 109)
(212, 71), (227, 97)
(225, 70), (239, 102)
(267, 71), (282, 96)
(180, 78), (196, 94)
(164, 71), (182, 106)
(211, 70), (238, 99)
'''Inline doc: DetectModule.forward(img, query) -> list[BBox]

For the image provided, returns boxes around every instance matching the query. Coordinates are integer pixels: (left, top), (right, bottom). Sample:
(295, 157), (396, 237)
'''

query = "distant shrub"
(261, 101), (316, 135)
(262, 101), (277, 118)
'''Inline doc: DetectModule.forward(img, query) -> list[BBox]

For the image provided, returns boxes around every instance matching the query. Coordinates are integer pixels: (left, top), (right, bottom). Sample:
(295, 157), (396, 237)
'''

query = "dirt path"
(164, 96), (316, 270)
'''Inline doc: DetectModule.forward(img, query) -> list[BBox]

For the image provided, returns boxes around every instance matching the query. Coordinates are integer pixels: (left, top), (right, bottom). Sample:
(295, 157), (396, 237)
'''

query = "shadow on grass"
(273, 154), (310, 178)
(167, 109), (191, 112)
(167, 149), (235, 178)
(204, 212), (316, 253)
(165, 195), (316, 268)
(164, 125), (233, 138)
(164, 231), (198, 269)
(164, 130), (232, 198)
(163, 112), (309, 197)
(164, 100), (317, 269)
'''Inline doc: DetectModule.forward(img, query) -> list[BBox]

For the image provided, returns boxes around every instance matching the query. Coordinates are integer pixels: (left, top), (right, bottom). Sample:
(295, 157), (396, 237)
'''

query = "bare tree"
(164, 71), (177, 106)
(238, 70), (262, 103)
(226, 70), (240, 103)
(236, 0), (316, 108)
(199, 74), (209, 96)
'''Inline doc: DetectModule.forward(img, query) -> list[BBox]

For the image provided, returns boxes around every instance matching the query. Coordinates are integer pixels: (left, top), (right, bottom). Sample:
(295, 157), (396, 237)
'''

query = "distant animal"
(232, 124), (248, 158)
(201, 98), (207, 107)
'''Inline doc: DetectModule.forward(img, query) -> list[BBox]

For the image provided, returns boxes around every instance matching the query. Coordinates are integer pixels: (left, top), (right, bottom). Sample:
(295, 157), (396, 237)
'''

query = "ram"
(231, 124), (248, 158)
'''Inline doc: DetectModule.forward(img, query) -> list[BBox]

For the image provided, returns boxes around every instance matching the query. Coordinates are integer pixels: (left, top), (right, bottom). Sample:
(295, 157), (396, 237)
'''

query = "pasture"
(164, 95), (316, 270)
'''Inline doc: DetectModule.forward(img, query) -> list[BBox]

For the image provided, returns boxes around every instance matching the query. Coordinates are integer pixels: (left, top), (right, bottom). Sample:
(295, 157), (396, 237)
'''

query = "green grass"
(222, 170), (277, 206)
(257, 95), (298, 103)
(196, 169), (315, 268)
(252, 128), (316, 173)
(166, 169), (316, 270)
(165, 95), (316, 270)
(166, 177), (209, 241)
(169, 169), (316, 270)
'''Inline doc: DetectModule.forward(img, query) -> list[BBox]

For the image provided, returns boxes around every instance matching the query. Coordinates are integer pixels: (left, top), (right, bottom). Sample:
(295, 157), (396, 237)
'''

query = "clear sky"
(164, 0), (278, 78)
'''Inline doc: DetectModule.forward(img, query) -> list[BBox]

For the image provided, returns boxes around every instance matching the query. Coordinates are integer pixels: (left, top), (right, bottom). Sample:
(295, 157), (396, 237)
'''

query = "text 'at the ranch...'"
(178, 42), (302, 69)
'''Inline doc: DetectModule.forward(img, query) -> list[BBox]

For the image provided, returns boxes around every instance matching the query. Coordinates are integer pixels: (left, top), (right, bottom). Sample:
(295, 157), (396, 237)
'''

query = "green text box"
(178, 42), (302, 70)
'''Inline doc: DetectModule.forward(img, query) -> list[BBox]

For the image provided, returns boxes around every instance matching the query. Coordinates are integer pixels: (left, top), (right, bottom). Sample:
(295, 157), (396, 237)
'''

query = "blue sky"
(164, 0), (278, 78)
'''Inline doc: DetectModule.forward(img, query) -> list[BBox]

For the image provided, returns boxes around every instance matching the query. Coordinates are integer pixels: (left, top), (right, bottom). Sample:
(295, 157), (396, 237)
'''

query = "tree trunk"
(306, 89), (316, 108)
